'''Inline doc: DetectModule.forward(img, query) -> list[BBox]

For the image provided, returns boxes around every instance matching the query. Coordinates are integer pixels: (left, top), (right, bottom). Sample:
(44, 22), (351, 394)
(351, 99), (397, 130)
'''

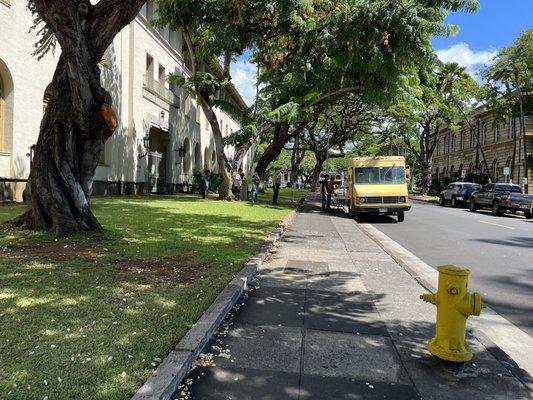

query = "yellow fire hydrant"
(420, 265), (485, 362)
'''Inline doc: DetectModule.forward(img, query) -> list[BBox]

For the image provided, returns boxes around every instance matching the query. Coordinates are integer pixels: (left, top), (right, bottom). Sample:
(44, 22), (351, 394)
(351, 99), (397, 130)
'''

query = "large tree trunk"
(254, 122), (289, 177)
(421, 163), (432, 196)
(517, 89), (529, 193)
(290, 140), (305, 185)
(309, 152), (326, 191)
(12, 0), (145, 236)
(198, 95), (233, 199)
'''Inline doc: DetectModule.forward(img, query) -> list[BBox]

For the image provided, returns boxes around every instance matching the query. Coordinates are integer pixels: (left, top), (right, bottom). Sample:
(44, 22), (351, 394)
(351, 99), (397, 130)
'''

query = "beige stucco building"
(431, 108), (533, 192)
(0, 1), (251, 201)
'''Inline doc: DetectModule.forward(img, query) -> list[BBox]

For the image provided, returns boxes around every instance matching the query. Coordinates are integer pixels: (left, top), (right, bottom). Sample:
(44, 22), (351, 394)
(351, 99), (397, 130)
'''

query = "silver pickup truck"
(469, 183), (533, 218)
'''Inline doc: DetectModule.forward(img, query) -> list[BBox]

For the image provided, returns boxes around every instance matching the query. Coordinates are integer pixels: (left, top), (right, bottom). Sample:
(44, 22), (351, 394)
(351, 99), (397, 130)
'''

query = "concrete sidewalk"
(175, 198), (532, 400)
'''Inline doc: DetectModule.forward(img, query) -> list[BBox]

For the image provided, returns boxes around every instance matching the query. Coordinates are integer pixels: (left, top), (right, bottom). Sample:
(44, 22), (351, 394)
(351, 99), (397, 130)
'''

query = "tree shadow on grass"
(0, 196), (292, 400)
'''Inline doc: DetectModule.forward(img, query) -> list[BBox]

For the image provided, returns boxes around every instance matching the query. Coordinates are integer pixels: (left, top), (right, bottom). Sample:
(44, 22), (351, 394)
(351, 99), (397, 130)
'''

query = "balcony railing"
(143, 75), (180, 108)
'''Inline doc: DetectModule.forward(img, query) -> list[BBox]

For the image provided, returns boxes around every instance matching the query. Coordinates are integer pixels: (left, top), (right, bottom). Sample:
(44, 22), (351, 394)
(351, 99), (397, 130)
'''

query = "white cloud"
(230, 59), (258, 106)
(436, 42), (498, 75)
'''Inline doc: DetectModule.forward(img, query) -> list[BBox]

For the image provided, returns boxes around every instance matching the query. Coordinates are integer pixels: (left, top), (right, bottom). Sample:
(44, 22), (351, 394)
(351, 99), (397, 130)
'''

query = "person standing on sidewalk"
(251, 172), (261, 203)
(272, 170), (282, 205)
(320, 174), (329, 211)
(326, 175), (336, 210)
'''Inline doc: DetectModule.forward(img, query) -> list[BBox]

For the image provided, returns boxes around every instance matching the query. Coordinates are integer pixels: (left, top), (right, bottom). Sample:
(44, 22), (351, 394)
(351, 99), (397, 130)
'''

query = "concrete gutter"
(358, 222), (533, 391)
(131, 206), (300, 400)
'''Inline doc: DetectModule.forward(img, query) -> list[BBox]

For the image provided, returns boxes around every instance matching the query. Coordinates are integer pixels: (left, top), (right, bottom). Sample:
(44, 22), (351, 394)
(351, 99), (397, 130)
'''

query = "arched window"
(468, 162), (473, 173)
(492, 159), (499, 182)
(194, 142), (202, 171)
(182, 138), (191, 176)
(0, 73), (4, 152)
(0, 58), (13, 154)
(450, 165), (455, 179)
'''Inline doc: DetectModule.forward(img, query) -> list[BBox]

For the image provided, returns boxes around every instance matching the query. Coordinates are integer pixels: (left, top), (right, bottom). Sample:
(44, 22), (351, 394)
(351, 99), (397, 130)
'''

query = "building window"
(481, 122), (487, 145)
(451, 133), (455, 153)
(494, 124), (500, 142)
(146, 54), (154, 79)
(508, 116), (514, 139)
(158, 64), (166, 85)
(469, 129), (474, 148)
(0, 75), (4, 152)
(459, 131), (463, 150)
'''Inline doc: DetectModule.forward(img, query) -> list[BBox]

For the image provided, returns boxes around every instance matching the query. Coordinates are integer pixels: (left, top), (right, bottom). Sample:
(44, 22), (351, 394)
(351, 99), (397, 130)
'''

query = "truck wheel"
(397, 211), (405, 222)
(491, 201), (501, 216)
(439, 196), (445, 206)
(451, 196), (458, 208)
(469, 198), (477, 212)
(525, 210), (532, 219)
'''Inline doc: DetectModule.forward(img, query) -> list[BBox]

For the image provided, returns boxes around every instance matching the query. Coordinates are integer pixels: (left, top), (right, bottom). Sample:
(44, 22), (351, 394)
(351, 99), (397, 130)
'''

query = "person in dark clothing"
(272, 170), (282, 205)
(326, 176), (336, 210)
(320, 175), (329, 211)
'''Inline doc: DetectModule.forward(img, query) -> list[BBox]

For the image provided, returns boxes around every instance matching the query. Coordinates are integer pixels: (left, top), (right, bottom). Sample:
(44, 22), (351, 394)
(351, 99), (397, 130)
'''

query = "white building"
(0, 1), (251, 201)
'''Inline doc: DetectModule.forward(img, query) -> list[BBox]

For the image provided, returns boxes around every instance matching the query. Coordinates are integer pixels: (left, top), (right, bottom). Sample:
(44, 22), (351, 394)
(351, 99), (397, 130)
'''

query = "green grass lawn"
(0, 196), (294, 400)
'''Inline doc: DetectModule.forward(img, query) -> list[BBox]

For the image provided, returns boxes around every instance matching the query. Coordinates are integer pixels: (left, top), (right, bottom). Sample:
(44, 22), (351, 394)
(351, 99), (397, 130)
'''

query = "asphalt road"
(367, 200), (533, 337)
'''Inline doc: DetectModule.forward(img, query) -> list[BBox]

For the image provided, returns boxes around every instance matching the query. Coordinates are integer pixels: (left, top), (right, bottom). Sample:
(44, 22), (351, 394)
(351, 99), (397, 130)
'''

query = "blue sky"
(232, 1), (533, 105)
(432, 0), (532, 76)
(432, 0), (532, 52)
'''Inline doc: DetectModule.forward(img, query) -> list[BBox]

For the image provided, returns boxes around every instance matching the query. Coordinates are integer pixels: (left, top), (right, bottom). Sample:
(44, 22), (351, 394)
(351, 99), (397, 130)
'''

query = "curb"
(131, 206), (300, 400)
(357, 222), (533, 393)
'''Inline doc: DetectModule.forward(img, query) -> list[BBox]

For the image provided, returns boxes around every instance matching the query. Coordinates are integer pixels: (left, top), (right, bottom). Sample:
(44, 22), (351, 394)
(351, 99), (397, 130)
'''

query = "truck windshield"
(354, 166), (405, 185)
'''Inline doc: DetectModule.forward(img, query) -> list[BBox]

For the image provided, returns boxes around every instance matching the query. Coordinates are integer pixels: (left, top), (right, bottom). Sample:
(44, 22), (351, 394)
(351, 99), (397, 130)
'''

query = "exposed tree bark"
(309, 152), (326, 191)
(290, 140), (305, 185)
(198, 95), (233, 198)
(515, 74), (529, 193)
(178, 11), (234, 199)
(13, 0), (145, 236)
(254, 122), (290, 177)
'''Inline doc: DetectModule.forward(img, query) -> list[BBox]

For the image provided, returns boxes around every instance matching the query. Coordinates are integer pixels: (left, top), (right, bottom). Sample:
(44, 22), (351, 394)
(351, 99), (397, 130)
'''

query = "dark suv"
(439, 182), (481, 207)
(469, 183), (533, 218)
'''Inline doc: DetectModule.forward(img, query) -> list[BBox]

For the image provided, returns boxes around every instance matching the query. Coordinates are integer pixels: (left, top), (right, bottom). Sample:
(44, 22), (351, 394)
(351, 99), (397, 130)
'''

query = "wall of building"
(0, 2), (250, 201)
(0, 0), (58, 201)
(431, 111), (533, 192)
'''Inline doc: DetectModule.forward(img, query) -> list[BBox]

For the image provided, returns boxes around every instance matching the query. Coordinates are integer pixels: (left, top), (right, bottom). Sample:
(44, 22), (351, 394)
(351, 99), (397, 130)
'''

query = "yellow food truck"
(346, 156), (411, 222)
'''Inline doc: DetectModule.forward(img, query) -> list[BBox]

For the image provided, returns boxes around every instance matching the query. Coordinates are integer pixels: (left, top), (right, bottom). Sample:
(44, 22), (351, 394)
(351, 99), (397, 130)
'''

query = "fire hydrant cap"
(438, 265), (470, 276)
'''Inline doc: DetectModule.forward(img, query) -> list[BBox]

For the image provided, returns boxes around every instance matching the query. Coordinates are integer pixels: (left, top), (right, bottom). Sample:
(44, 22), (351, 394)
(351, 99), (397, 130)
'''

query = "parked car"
(469, 183), (533, 218)
(439, 182), (482, 207)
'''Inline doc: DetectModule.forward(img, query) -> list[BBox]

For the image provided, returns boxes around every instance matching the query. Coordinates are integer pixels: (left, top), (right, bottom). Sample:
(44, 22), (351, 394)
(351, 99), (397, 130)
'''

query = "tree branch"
(91, 0), (146, 58)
